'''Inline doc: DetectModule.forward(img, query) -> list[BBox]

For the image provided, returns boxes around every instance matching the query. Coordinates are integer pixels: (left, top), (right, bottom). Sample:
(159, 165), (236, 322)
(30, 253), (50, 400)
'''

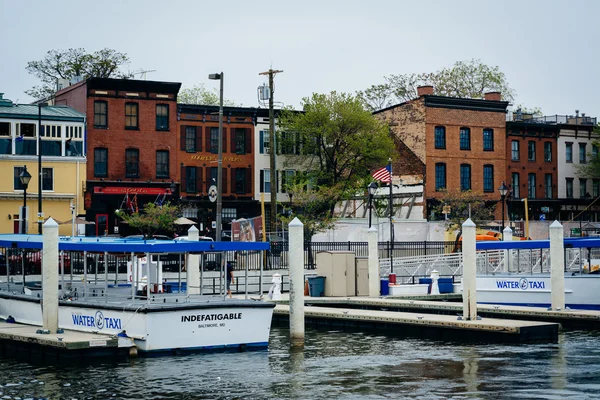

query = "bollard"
(462, 218), (477, 321)
(549, 221), (565, 310)
(368, 227), (380, 297)
(430, 270), (440, 295)
(288, 217), (305, 348)
(42, 218), (59, 333)
(270, 273), (282, 300)
(503, 226), (513, 273)
(186, 226), (200, 295)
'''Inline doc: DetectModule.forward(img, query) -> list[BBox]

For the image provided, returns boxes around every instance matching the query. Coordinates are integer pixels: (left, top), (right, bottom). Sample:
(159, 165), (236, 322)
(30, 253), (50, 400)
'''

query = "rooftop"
(0, 93), (85, 122)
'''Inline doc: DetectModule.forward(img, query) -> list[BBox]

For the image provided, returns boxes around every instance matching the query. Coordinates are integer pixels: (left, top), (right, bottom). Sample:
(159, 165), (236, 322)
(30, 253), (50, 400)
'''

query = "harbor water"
(0, 328), (599, 399)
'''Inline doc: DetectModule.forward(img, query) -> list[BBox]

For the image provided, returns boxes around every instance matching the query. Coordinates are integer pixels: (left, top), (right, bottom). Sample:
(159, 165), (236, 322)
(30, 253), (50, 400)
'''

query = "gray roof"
(0, 101), (85, 122)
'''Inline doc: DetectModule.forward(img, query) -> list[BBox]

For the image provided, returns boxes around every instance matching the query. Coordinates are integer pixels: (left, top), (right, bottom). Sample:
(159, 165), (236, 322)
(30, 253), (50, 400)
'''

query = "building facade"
(0, 93), (86, 235)
(374, 86), (509, 220)
(54, 78), (181, 235)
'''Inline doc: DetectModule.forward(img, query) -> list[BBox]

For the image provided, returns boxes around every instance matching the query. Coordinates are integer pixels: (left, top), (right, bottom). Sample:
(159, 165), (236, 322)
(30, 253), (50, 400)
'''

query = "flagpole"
(388, 158), (394, 273)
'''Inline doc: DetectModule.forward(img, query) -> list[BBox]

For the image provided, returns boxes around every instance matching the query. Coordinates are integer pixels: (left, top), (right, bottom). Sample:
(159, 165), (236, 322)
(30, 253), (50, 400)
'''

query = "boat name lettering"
(495, 279), (545, 290)
(71, 311), (122, 330)
(181, 313), (242, 322)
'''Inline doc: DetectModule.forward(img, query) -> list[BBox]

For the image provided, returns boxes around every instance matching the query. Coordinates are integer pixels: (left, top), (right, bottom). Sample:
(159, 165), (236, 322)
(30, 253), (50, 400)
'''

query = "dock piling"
(462, 218), (477, 321)
(186, 226), (200, 295)
(42, 218), (59, 333)
(550, 221), (566, 310)
(503, 226), (513, 273)
(368, 227), (379, 297)
(288, 217), (304, 348)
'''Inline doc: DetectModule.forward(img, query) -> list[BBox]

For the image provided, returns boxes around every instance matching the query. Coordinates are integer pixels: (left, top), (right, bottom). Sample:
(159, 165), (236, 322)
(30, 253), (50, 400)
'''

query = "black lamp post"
(498, 181), (509, 240)
(208, 72), (223, 241)
(19, 166), (32, 234)
(368, 182), (378, 228)
(37, 102), (48, 234)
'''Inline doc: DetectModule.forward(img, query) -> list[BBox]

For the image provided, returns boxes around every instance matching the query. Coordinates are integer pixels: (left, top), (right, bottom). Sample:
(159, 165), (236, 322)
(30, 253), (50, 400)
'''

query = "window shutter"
(205, 127), (211, 152)
(222, 128), (227, 153)
(196, 167), (202, 193)
(180, 164), (186, 193)
(259, 131), (264, 154)
(230, 168), (236, 193)
(196, 127), (202, 152)
(180, 126), (186, 151)
(230, 128), (236, 153)
(245, 128), (251, 155)
(282, 171), (286, 193)
(246, 167), (252, 193)
(205, 167), (211, 192)
(260, 170), (264, 193)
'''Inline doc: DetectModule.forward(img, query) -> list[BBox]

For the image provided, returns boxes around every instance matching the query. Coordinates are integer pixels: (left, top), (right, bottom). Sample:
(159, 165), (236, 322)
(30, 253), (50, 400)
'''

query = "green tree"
(277, 91), (396, 236)
(115, 202), (179, 238)
(577, 124), (600, 178)
(178, 84), (237, 106)
(26, 48), (132, 99)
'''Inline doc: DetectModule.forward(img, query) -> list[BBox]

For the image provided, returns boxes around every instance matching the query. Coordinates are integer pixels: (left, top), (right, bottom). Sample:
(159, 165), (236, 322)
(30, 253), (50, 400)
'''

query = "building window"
(434, 126), (446, 149)
(42, 168), (53, 191)
(528, 173), (536, 199)
(282, 170), (295, 192)
(261, 169), (271, 193)
(483, 129), (494, 151)
(210, 127), (219, 154)
(593, 145), (599, 160)
(594, 179), (600, 198)
(94, 101), (108, 128)
(156, 150), (169, 179)
(125, 149), (139, 178)
(156, 104), (169, 131)
(528, 141), (536, 161)
(579, 143), (587, 164)
(235, 168), (246, 194)
(566, 178), (574, 198)
(260, 130), (270, 154)
(13, 166), (25, 190)
(185, 126), (196, 152)
(511, 172), (520, 199)
(544, 142), (552, 162)
(125, 102), (138, 129)
(222, 208), (237, 222)
(435, 163), (446, 191)
(459, 128), (470, 150)
(566, 143), (573, 163)
(511, 140), (519, 161)
(94, 148), (108, 177)
(460, 164), (471, 191)
(186, 166), (197, 193)
(580, 178), (588, 198)
(0, 122), (10, 137)
(545, 174), (552, 199)
(483, 165), (494, 192)
(235, 128), (246, 154)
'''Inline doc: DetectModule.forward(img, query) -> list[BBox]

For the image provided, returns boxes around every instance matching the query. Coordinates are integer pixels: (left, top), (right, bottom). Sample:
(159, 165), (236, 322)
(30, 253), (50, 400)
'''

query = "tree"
(115, 202), (179, 238)
(26, 48), (132, 99)
(577, 124), (600, 178)
(277, 91), (396, 236)
(178, 84), (237, 106)
(358, 59), (516, 112)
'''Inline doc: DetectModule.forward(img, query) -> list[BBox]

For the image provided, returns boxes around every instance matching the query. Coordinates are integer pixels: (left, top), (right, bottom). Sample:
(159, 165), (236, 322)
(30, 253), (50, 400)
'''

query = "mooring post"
(42, 218), (59, 333)
(503, 226), (513, 273)
(186, 226), (200, 295)
(462, 218), (477, 321)
(549, 220), (565, 310)
(289, 217), (305, 348)
(368, 227), (380, 297)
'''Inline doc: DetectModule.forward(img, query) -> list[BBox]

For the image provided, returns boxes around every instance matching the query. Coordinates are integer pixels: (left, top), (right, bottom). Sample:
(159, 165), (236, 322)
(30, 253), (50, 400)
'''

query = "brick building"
(177, 104), (258, 235)
(374, 86), (509, 219)
(55, 78), (181, 235)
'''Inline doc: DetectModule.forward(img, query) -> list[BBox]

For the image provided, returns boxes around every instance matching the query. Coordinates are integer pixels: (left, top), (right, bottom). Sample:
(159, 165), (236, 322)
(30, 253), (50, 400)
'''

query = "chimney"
(484, 92), (501, 101)
(417, 85), (434, 97)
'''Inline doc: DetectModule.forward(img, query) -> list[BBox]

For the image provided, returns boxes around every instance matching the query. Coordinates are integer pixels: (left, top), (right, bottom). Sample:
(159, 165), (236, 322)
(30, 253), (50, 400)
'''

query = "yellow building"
(0, 94), (86, 236)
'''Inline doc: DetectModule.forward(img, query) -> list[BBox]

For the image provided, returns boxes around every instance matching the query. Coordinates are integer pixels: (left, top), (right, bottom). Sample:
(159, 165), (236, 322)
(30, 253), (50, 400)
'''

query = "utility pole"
(259, 68), (283, 234)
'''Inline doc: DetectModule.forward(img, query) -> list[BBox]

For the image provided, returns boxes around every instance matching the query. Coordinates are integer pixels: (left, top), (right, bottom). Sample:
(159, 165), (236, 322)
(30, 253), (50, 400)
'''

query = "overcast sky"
(1, 0), (598, 116)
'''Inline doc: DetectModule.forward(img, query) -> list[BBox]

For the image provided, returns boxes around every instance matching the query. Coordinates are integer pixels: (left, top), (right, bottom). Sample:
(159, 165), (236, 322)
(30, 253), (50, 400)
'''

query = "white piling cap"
(550, 220), (563, 229)
(462, 218), (475, 228)
(289, 217), (304, 227)
(188, 225), (199, 233)
(43, 217), (59, 228)
(503, 226), (513, 233)
(368, 227), (377, 232)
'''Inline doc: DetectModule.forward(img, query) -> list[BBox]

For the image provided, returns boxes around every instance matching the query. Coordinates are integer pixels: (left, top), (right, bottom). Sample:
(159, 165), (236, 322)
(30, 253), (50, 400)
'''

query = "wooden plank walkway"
(273, 304), (559, 343)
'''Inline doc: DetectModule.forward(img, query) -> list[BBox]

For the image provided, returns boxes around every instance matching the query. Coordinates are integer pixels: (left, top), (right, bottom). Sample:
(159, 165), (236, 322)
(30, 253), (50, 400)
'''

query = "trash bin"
(380, 279), (389, 296)
(308, 276), (326, 297)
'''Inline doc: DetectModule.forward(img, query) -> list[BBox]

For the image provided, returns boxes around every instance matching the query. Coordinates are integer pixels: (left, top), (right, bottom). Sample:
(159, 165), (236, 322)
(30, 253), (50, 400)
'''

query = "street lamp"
(498, 181), (509, 240)
(19, 166), (32, 234)
(208, 72), (224, 241)
(368, 182), (378, 228)
(37, 102), (48, 234)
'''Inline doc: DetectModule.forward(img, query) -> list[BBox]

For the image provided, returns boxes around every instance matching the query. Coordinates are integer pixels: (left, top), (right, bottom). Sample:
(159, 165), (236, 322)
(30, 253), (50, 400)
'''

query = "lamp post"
(368, 182), (378, 228)
(19, 166), (32, 234)
(208, 72), (224, 241)
(37, 102), (48, 234)
(498, 181), (509, 240)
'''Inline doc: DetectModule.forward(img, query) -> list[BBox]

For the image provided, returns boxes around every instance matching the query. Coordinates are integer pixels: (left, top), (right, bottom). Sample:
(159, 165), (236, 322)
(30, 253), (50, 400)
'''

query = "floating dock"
(273, 304), (559, 343)
(0, 321), (134, 363)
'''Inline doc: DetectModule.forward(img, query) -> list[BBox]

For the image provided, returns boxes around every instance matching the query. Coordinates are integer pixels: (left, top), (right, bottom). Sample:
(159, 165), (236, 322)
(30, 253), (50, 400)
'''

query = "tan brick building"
(374, 86), (509, 219)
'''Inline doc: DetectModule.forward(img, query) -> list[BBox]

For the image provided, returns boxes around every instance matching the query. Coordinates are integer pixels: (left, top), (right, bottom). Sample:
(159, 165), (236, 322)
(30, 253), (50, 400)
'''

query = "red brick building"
(177, 104), (258, 234)
(374, 86), (509, 219)
(55, 78), (181, 235)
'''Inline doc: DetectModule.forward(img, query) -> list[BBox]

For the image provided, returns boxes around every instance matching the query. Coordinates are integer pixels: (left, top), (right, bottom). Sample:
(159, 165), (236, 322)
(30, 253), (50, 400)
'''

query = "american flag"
(372, 165), (392, 183)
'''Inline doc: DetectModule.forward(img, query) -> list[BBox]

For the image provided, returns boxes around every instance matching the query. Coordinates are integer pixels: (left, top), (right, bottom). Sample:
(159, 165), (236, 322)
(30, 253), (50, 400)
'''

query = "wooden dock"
(273, 304), (559, 343)
(0, 321), (134, 363)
